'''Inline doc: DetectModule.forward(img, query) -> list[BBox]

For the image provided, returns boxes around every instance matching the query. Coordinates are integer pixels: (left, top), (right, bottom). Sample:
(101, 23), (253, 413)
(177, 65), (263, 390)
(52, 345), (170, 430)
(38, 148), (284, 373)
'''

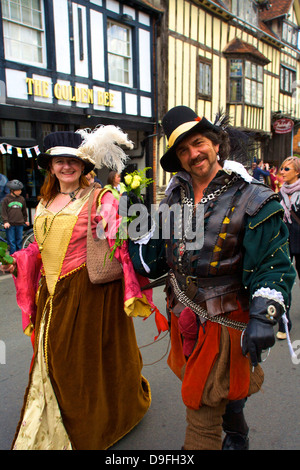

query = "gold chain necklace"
(34, 188), (81, 252)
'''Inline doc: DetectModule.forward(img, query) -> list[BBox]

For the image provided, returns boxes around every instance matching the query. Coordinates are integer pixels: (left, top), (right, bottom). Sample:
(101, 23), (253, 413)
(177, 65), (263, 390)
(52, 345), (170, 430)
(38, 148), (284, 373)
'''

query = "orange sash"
(167, 306), (250, 410)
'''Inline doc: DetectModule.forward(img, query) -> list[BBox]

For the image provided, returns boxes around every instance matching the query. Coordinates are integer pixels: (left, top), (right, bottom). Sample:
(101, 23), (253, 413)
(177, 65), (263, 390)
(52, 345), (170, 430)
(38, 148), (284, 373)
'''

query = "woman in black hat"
(128, 105), (295, 450)
(1, 128), (151, 450)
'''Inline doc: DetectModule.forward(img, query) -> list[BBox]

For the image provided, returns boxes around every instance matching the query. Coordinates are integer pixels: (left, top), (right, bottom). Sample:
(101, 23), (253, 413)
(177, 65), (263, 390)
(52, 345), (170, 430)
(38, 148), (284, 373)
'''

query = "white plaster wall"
(139, 29), (151, 92)
(90, 10), (105, 82)
(53, 0), (71, 74)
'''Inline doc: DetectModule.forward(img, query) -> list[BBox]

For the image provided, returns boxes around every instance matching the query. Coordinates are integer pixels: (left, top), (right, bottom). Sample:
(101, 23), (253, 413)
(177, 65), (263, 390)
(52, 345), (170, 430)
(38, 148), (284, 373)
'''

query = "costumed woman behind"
(1, 128), (152, 450)
(105, 170), (126, 199)
(277, 156), (300, 339)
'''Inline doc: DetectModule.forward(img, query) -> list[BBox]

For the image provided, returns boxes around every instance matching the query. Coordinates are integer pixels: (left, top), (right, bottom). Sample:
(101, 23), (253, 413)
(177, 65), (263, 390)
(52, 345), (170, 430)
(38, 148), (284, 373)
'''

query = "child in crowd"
(1, 180), (29, 254)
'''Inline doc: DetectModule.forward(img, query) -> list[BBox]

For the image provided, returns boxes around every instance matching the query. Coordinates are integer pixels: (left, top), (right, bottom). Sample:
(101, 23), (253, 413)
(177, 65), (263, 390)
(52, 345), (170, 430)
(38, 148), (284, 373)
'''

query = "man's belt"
(168, 270), (247, 331)
(174, 271), (241, 289)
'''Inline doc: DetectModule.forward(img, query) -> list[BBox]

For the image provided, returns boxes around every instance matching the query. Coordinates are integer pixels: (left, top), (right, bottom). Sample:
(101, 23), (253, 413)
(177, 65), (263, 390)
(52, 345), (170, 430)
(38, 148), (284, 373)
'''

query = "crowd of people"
(249, 160), (284, 192)
(0, 108), (299, 450)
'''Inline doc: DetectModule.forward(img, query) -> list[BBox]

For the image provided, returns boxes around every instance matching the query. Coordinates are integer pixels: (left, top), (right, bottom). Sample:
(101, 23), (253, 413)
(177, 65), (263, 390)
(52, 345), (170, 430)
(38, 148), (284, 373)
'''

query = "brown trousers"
(182, 327), (263, 450)
(184, 401), (228, 450)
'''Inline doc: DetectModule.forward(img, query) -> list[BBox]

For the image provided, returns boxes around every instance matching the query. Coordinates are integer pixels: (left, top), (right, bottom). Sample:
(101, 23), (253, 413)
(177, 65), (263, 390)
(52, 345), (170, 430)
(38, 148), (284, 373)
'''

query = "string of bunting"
(0, 142), (41, 159)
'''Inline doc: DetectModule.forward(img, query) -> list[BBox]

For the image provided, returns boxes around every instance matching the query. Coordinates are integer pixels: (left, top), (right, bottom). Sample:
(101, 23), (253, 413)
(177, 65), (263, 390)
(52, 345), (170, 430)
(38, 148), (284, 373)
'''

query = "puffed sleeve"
(242, 200), (296, 307)
(12, 242), (42, 335)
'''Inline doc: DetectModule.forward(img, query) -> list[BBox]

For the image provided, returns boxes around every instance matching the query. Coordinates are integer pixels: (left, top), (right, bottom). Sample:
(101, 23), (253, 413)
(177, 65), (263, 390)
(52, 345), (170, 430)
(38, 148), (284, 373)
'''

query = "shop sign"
(25, 78), (114, 107)
(273, 118), (294, 134)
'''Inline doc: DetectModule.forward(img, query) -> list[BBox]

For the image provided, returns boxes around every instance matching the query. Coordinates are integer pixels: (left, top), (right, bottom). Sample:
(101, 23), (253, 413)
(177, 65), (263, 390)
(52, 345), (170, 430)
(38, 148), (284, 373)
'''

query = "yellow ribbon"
(168, 121), (199, 148)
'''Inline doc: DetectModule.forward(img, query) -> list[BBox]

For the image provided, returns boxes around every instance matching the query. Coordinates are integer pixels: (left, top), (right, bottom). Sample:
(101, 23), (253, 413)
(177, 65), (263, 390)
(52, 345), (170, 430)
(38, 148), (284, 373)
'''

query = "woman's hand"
(0, 259), (17, 275)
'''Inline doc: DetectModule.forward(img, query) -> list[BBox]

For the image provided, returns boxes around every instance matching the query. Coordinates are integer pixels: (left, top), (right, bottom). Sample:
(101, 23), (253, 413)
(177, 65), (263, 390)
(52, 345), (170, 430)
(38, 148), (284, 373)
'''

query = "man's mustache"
(190, 156), (205, 166)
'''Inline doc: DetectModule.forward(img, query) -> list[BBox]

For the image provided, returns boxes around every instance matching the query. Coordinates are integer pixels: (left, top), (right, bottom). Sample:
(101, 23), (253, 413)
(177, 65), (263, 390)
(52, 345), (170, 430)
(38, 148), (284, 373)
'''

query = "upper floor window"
(198, 59), (212, 99)
(229, 59), (263, 106)
(107, 20), (132, 86)
(280, 65), (296, 94)
(231, 0), (259, 27)
(2, 0), (45, 65)
(282, 22), (298, 48)
(229, 59), (243, 102)
(244, 60), (263, 106)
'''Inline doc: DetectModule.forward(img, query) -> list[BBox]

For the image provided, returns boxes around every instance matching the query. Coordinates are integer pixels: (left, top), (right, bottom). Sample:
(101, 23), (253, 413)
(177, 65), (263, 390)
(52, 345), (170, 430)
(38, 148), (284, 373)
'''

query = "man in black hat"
(128, 106), (295, 450)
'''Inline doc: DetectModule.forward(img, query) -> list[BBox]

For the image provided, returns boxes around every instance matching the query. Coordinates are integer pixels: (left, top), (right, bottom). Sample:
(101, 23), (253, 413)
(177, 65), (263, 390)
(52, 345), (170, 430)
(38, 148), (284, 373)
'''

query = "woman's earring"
(217, 153), (220, 161)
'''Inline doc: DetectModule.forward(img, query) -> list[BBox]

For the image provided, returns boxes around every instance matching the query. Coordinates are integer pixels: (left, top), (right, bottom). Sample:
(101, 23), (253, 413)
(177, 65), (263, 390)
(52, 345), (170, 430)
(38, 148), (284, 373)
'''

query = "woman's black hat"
(37, 131), (95, 175)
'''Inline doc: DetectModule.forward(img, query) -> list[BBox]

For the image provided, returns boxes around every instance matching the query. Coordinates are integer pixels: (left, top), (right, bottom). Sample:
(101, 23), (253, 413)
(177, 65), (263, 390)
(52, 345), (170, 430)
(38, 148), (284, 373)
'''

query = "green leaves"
(109, 168), (153, 261)
(0, 241), (14, 265)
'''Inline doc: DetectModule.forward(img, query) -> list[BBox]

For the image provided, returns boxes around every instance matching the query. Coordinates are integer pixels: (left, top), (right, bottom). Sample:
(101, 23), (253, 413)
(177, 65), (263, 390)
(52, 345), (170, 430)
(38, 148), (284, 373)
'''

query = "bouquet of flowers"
(0, 241), (14, 265)
(109, 167), (153, 260)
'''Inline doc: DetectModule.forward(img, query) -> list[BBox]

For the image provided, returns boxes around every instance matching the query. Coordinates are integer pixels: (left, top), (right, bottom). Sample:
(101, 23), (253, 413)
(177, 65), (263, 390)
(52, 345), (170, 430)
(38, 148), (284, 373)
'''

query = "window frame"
(107, 19), (133, 87)
(228, 57), (264, 107)
(1, 0), (46, 67)
(198, 57), (212, 100)
(280, 65), (296, 95)
(0, 119), (33, 138)
(282, 21), (298, 48)
(229, 58), (243, 103)
(231, 0), (259, 27)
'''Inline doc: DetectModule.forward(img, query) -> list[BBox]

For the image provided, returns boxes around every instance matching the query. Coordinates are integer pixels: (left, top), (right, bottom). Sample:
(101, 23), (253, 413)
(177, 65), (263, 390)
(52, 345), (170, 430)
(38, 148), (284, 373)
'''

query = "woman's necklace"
(58, 186), (80, 200)
(35, 190), (80, 252)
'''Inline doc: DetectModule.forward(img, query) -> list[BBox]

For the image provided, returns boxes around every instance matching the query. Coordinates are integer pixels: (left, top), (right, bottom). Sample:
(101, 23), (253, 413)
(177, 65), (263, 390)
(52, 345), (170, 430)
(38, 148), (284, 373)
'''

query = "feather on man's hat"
(160, 105), (221, 172)
(38, 126), (133, 175)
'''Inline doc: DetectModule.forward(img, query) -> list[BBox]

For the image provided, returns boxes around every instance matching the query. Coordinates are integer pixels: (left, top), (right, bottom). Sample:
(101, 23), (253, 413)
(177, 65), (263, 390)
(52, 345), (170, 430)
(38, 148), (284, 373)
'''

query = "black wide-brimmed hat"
(160, 106), (221, 172)
(37, 131), (95, 175)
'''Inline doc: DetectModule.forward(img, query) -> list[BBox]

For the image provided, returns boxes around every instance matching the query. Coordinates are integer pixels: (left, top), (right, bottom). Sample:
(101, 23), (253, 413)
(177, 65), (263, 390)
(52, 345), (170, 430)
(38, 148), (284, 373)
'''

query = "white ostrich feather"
(223, 160), (253, 183)
(76, 125), (134, 173)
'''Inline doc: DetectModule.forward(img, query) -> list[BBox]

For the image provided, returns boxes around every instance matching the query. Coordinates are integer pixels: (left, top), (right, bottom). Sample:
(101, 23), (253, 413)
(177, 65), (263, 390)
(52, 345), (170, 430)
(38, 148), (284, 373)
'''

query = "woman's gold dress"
(12, 189), (151, 450)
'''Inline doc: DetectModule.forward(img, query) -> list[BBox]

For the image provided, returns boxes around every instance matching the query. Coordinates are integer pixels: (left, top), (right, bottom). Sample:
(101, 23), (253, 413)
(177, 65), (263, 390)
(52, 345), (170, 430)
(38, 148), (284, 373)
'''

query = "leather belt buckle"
(185, 276), (198, 300)
(186, 275), (197, 286)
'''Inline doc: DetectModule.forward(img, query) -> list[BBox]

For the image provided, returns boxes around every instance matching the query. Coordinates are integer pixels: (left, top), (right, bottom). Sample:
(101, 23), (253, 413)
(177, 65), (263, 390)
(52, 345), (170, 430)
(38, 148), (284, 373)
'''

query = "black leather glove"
(119, 191), (153, 240)
(119, 191), (143, 214)
(242, 296), (284, 367)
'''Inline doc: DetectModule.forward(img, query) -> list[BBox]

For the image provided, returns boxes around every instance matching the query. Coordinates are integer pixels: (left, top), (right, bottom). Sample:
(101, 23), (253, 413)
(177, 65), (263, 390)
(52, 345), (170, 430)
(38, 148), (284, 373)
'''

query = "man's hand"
(242, 318), (275, 366)
(242, 296), (284, 367)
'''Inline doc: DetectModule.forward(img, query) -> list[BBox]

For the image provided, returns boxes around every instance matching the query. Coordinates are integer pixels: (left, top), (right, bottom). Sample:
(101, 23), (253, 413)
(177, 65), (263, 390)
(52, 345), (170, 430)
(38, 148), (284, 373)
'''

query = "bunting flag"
(0, 142), (41, 159)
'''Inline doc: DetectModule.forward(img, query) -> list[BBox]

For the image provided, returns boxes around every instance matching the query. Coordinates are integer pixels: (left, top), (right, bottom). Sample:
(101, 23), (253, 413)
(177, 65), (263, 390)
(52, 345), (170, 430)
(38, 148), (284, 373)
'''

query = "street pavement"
(0, 271), (299, 451)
